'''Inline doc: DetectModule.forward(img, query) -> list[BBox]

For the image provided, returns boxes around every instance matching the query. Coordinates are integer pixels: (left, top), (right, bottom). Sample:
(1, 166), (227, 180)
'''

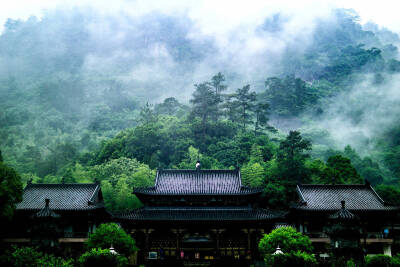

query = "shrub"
(8, 246), (73, 267)
(265, 251), (317, 267)
(79, 248), (128, 267)
(259, 227), (313, 256)
(392, 255), (400, 266)
(10, 246), (42, 267)
(365, 254), (392, 267)
(86, 223), (137, 257)
(38, 254), (74, 267)
(346, 258), (357, 267)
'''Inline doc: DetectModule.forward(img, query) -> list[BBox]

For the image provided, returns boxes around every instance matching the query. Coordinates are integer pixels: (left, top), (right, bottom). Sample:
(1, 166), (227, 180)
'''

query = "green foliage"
(346, 258), (357, 267)
(375, 185), (400, 206)
(10, 246), (42, 267)
(190, 81), (219, 146)
(322, 155), (362, 184)
(79, 248), (128, 267)
(0, 7), (400, 195)
(262, 182), (287, 208)
(258, 227), (313, 256)
(277, 131), (311, 182)
(0, 161), (23, 220)
(37, 254), (75, 267)
(86, 223), (137, 257)
(259, 227), (315, 267)
(88, 157), (154, 212)
(365, 254), (392, 267)
(241, 162), (264, 187)
(265, 251), (317, 267)
(1, 7), (400, 219)
(231, 84), (257, 130)
(154, 97), (188, 117)
(264, 76), (317, 117)
(8, 246), (73, 267)
(392, 255), (400, 266)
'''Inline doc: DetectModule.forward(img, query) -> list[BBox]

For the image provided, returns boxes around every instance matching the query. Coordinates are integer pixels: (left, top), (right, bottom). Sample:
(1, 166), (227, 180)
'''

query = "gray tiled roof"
(329, 207), (356, 220)
(32, 205), (61, 219)
(116, 206), (281, 221)
(134, 169), (262, 195)
(295, 184), (398, 211)
(17, 183), (104, 211)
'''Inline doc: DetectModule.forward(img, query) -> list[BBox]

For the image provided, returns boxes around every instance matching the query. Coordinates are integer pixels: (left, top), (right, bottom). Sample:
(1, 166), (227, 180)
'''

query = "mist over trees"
(1, 6), (400, 211)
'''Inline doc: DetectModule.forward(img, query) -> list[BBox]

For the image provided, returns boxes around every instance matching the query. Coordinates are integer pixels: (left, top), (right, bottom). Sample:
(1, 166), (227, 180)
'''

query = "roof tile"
(134, 169), (262, 195)
(17, 183), (103, 211)
(295, 184), (397, 211)
(116, 206), (281, 221)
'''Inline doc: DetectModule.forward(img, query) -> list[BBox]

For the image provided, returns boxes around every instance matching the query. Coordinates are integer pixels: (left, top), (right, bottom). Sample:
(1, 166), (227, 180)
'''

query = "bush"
(10, 246), (42, 267)
(38, 254), (74, 267)
(86, 223), (137, 257)
(79, 248), (128, 267)
(346, 258), (357, 267)
(365, 254), (392, 267)
(392, 255), (400, 266)
(265, 251), (317, 267)
(8, 246), (73, 267)
(259, 227), (313, 256)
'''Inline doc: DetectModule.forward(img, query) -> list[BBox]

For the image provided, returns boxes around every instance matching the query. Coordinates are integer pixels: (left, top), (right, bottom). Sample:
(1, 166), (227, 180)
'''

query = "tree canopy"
(0, 159), (23, 220)
(86, 223), (137, 257)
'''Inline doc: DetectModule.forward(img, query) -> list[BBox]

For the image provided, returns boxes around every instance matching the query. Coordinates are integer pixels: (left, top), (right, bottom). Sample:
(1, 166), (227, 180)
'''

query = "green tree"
(86, 223), (137, 257)
(190, 82), (218, 145)
(8, 246), (73, 267)
(266, 251), (317, 267)
(254, 100), (274, 135)
(241, 162), (264, 187)
(375, 185), (400, 206)
(232, 85), (256, 130)
(0, 161), (23, 220)
(259, 227), (313, 255)
(210, 72), (227, 121)
(90, 157), (154, 212)
(322, 155), (362, 184)
(211, 72), (227, 97)
(262, 182), (287, 208)
(79, 248), (128, 267)
(138, 102), (158, 125)
(154, 97), (187, 116)
(277, 131), (312, 185)
(264, 76), (316, 117)
(10, 246), (42, 267)
(259, 227), (316, 267)
(365, 254), (392, 267)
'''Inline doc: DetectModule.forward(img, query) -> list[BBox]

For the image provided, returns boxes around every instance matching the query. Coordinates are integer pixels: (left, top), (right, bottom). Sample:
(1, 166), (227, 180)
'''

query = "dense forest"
(1, 7), (400, 213)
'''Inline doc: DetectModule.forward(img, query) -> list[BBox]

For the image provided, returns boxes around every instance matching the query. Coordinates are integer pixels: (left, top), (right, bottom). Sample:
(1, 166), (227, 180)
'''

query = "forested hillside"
(1, 7), (400, 212)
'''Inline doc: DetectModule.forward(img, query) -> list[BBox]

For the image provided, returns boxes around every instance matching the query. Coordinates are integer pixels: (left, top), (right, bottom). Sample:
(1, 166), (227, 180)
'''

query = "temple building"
(291, 183), (399, 257)
(2, 182), (111, 256)
(116, 169), (282, 266)
(1, 169), (399, 266)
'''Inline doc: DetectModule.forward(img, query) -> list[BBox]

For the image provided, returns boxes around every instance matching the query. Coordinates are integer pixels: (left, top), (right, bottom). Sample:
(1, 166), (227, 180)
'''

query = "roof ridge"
(296, 185), (307, 203)
(160, 169), (237, 172)
(88, 184), (101, 204)
(368, 184), (385, 204)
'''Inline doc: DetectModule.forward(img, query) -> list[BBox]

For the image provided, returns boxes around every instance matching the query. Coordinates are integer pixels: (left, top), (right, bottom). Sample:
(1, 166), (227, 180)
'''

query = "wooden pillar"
(216, 229), (220, 251)
(172, 229), (181, 259)
(247, 228), (251, 251)
(211, 229), (221, 258)
(145, 229), (150, 250)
